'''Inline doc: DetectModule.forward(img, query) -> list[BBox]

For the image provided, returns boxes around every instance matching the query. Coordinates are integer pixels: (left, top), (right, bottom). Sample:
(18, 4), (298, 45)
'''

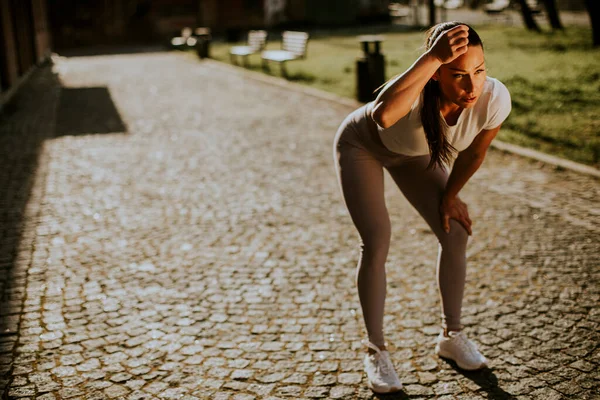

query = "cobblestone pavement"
(0, 51), (598, 400)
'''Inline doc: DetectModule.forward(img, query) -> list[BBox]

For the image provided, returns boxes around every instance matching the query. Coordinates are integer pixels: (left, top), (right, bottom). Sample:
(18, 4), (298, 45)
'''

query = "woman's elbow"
(370, 104), (394, 129)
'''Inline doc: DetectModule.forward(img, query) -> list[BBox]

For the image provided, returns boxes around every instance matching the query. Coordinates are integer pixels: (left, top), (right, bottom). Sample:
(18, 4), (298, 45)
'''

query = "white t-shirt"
(376, 77), (511, 156)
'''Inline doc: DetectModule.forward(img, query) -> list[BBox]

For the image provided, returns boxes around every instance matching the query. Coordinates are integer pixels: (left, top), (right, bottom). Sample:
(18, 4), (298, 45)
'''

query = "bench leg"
(280, 62), (287, 78)
(261, 58), (268, 71)
(243, 55), (249, 68)
(230, 53), (236, 65)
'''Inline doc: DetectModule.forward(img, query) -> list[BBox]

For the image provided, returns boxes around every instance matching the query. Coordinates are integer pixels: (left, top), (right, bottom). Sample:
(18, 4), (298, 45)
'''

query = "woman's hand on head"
(428, 25), (470, 65)
(440, 195), (472, 235)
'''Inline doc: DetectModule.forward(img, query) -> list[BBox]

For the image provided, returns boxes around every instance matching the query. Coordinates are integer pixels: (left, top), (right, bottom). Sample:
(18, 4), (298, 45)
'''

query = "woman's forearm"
(371, 52), (442, 129)
(445, 126), (499, 200)
(443, 150), (486, 200)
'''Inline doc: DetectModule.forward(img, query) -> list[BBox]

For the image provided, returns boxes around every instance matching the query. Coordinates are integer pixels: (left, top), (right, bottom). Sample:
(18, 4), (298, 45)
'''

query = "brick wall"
(0, 0), (51, 99)
(0, 0), (20, 91)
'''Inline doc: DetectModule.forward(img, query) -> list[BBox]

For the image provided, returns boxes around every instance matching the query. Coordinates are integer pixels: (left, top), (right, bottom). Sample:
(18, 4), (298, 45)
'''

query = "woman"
(333, 21), (511, 393)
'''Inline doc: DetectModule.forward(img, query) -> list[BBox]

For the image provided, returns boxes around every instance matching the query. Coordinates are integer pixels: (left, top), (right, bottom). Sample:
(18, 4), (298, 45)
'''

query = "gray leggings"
(333, 105), (468, 347)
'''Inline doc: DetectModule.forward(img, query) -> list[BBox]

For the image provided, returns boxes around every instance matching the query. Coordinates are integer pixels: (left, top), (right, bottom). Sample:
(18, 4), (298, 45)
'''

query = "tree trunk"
(584, 0), (599, 46)
(468, 0), (484, 9)
(541, 0), (563, 30)
(429, 0), (436, 27)
(516, 0), (542, 31)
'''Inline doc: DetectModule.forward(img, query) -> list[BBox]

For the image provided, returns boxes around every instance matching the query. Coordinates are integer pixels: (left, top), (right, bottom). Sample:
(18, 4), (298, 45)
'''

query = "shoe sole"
(436, 347), (488, 371)
(367, 382), (404, 394)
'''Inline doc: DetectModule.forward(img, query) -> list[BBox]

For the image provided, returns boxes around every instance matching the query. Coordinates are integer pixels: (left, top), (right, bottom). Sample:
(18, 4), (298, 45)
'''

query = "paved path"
(0, 51), (598, 400)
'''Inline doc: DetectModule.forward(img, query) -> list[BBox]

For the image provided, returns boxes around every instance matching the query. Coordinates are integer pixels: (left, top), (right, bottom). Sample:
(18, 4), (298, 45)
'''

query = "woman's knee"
(438, 220), (469, 250)
(359, 225), (392, 263)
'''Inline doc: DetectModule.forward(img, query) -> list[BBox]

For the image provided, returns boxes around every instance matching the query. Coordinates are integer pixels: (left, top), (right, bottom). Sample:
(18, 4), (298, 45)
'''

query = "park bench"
(483, 0), (510, 13)
(435, 0), (464, 23)
(434, 0), (463, 9)
(484, 0), (541, 14)
(229, 30), (268, 67)
(483, 0), (541, 24)
(170, 27), (212, 57)
(483, 0), (513, 23)
(526, 0), (543, 15)
(261, 31), (309, 77)
(389, 2), (410, 21)
(170, 27), (196, 49)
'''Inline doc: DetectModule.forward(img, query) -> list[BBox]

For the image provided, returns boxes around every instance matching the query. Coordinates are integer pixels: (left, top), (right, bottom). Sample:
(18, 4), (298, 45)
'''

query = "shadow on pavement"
(0, 63), (126, 397)
(373, 390), (410, 399)
(55, 44), (167, 58)
(441, 359), (517, 400)
(0, 66), (60, 340)
(55, 87), (127, 136)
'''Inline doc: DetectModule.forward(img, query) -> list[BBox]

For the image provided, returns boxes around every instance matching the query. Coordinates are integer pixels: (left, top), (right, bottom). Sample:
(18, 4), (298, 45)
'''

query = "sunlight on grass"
(208, 25), (599, 167)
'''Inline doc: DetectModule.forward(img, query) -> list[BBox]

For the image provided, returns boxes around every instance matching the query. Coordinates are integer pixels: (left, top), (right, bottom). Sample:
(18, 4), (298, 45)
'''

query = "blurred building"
(47, 0), (391, 50)
(268, 0), (390, 27)
(0, 0), (391, 102)
(48, 0), (200, 49)
(0, 0), (52, 106)
(47, 0), (266, 48)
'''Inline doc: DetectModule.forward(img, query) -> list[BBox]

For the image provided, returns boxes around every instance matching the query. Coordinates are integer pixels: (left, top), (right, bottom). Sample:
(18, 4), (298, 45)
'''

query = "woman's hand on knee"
(440, 196), (472, 235)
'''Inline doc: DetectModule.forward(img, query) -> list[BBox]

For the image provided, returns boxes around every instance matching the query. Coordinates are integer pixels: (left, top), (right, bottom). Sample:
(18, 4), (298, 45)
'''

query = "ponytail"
(421, 80), (456, 170)
(422, 21), (482, 170)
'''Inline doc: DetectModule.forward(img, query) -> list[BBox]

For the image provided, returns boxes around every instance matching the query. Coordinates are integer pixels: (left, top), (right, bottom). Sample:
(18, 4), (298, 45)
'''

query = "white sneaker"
(363, 341), (403, 393)
(435, 330), (488, 370)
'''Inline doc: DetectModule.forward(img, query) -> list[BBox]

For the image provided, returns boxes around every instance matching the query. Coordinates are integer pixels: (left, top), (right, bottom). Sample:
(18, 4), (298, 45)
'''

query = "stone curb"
(0, 52), (52, 114)
(0, 66), (37, 114)
(490, 140), (600, 178)
(203, 58), (600, 179)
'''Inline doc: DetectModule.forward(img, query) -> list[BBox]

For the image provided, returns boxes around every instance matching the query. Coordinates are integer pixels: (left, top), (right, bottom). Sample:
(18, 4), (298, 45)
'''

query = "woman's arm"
(371, 25), (470, 129)
(371, 53), (442, 128)
(440, 125), (501, 234)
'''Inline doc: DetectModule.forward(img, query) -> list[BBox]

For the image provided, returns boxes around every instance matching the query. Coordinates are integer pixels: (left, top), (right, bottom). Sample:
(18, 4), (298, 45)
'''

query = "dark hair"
(422, 21), (483, 169)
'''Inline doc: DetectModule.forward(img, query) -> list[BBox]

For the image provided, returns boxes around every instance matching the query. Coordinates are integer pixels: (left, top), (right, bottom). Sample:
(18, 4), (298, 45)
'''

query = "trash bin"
(194, 27), (212, 59)
(356, 35), (386, 102)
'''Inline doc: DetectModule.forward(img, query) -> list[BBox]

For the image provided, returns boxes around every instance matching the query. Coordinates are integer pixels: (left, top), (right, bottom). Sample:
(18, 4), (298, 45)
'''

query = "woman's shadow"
(452, 365), (516, 400)
(370, 361), (516, 400)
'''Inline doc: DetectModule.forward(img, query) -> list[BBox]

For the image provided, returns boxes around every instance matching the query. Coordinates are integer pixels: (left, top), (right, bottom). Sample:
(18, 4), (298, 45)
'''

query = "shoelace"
(454, 332), (478, 358)
(364, 341), (392, 377)
(377, 355), (392, 376)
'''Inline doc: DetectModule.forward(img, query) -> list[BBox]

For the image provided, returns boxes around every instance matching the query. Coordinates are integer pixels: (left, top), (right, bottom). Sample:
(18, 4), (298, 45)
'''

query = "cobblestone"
(0, 51), (598, 399)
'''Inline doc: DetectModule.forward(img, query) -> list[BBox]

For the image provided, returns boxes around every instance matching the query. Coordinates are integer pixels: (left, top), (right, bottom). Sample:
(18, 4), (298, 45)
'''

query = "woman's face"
(434, 44), (486, 109)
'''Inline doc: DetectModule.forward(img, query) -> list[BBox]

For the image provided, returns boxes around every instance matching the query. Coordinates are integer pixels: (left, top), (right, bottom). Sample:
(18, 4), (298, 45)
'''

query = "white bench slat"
(229, 31), (267, 55)
(483, 0), (510, 12)
(281, 31), (309, 57)
(229, 30), (268, 66)
(248, 31), (267, 49)
(261, 30), (309, 77)
(261, 50), (298, 62)
(230, 46), (256, 56)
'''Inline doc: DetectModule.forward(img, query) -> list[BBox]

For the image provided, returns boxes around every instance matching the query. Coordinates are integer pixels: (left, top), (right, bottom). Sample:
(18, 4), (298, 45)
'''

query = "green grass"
(208, 25), (600, 167)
